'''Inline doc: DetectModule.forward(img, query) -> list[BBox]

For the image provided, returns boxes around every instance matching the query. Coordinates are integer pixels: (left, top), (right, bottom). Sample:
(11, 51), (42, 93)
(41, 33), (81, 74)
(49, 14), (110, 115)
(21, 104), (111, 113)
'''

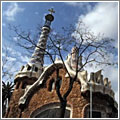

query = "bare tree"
(48, 21), (117, 117)
(9, 20), (117, 118)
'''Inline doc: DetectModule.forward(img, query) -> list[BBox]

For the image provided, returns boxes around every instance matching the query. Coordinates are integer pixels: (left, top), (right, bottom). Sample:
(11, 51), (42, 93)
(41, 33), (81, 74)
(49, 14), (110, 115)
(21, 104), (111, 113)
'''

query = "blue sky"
(1, 2), (118, 102)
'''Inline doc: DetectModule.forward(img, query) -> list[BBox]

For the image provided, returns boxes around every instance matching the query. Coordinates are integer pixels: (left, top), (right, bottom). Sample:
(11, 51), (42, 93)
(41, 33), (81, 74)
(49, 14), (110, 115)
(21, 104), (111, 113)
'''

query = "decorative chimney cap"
(45, 8), (55, 22)
(45, 14), (54, 22)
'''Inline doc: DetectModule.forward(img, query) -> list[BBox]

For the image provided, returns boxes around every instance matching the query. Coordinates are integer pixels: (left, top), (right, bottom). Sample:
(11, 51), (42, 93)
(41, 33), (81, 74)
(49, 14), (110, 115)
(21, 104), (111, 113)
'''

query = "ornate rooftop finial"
(45, 8), (55, 24)
(48, 8), (55, 14)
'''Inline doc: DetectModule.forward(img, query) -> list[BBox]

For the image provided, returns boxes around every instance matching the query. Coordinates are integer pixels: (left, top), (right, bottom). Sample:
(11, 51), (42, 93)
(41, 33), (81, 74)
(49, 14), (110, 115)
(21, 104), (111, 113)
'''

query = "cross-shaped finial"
(48, 8), (55, 14)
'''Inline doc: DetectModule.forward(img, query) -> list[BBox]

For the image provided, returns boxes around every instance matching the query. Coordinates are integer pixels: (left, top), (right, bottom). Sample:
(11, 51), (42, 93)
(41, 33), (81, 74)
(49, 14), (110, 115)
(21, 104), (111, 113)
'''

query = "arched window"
(82, 103), (108, 118)
(27, 65), (31, 71)
(30, 102), (72, 118)
(48, 77), (62, 92)
(15, 82), (20, 89)
(22, 82), (27, 89)
(48, 79), (55, 92)
(34, 67), (38, 72)
(58, 78), (62, 87)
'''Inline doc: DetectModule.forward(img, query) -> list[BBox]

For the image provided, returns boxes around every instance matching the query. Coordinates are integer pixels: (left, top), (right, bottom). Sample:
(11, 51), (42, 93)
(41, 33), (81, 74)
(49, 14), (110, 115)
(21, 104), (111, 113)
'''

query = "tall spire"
(29, 10), (54, 73)
(15, 9), (55, 81)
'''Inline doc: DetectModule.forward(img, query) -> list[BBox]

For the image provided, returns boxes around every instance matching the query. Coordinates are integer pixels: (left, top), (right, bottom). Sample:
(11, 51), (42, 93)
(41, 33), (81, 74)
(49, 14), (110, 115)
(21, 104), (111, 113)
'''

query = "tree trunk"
(60, 99), (67, 118)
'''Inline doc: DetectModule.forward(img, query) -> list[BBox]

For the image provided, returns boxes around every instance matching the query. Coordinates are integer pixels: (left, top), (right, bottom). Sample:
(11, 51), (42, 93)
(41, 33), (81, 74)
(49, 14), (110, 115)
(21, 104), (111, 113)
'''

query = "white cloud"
(66, 2), (92, 13)
(20, 55), (29, 63)
(7, 56), (16, 62)
(13, 36), (18, 41)
(79, 2), (118, 48)
(5, 46), (17, 55)
(3, 44), (30, 64)
(13, 36), (21, 42)
(2, 52), (5, 57)
(104, 65), (118, 102)
(3, 2), (24, 21)
(2, 45), (30, 80)
(115, 91), (118, 103)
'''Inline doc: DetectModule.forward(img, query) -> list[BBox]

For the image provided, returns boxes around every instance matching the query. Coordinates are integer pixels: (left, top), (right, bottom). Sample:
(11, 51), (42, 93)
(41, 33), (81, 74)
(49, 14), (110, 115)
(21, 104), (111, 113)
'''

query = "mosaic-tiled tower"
(29, 9), (55, 76)
(14, 9), (55, 87)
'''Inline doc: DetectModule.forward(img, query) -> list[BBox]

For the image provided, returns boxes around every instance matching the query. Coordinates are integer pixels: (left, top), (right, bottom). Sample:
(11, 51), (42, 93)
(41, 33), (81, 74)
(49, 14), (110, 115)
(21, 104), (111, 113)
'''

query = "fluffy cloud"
(3, 2), (24, 21)
(79, 2), (118, 48)
(20, 55), (29, 63)
(2, 45), (29, 64)
(2, 43), (30, 83)
(2, 45), (30, 82)
(66, 2), (92, 13)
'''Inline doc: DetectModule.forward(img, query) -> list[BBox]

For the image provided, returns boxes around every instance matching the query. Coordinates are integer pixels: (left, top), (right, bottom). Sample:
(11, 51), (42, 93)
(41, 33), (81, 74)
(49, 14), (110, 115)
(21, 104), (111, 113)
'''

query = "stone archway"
(82, 103), (110, 118)
(30, 102), (72, 118)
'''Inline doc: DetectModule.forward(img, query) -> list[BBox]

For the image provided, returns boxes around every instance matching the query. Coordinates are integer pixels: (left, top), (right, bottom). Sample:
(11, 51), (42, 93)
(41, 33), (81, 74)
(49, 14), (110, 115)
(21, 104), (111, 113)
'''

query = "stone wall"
(5, 89), (24, 118)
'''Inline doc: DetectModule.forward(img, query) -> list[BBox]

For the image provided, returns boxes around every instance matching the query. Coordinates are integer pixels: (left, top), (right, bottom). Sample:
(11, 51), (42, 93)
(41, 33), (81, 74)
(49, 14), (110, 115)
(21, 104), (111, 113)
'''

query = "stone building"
(4, 9), (118, 118)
